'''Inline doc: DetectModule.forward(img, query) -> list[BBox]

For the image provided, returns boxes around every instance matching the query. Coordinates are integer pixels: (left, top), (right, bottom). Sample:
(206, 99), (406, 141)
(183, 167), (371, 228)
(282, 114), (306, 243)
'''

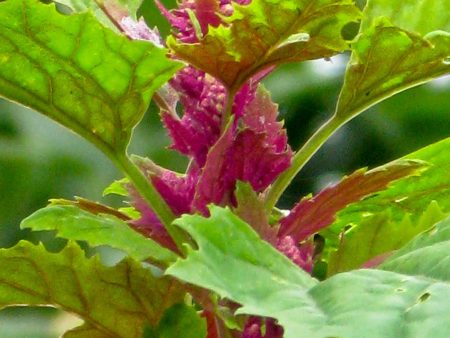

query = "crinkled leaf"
(21, 204), (177, 264)
(169, 0), (361, 88)
(279, 158), (426, 242)
(324, 137), (450, 247)
(0, 0), (182, 157)
(328, 201), (447, 275)
(143, 303), (207, 338)
(381, 214), (450, 281)
(0, 241), (184, 338)
(167, 206), (450, 337)
(336, 0), (450, 119)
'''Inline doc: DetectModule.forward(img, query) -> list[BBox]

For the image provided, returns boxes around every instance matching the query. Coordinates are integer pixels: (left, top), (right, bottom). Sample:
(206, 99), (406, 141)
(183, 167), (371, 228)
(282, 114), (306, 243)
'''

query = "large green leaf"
(336, 0), (450, 119)
(167, 206), (450, 337)
(20, 204), (177, 264)
(324, 137), (450, 248)
(381, 214), (450, 281)
(169, 0), (360, 88)
(0, 241), (184, 338)
(0, 0), (182, 157)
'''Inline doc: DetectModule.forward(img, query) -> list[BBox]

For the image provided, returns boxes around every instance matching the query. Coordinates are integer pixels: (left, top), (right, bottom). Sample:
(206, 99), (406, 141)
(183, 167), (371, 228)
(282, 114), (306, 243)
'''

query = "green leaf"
(0, 241), (184, 338)
(336, 0), (450, 119)
(143, 303), (207, 338)
(169, 0), (361, 88)
(381, 214), (450, 281)
(0, 0), (182, 157)
(328, 201), (447, 275)
(166, 206), (317, 303)
(21, 204), (177, 264)
(167, 206), (450, 337)
(324, 137), (450, 248)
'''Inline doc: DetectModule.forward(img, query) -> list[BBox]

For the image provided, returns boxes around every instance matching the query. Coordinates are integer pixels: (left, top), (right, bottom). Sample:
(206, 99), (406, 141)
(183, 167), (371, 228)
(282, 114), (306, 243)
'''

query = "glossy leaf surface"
(336, 0), (450, 119)
(169, 0), (360, 88)
(0, 241), (184, 338)
(21, 204), (177, 264)
(0, 0), (181, 157)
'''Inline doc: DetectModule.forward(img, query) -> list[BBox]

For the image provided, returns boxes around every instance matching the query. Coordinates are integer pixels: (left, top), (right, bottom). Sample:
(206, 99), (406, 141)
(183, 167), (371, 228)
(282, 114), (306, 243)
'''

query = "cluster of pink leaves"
(119, 1), (314, 337)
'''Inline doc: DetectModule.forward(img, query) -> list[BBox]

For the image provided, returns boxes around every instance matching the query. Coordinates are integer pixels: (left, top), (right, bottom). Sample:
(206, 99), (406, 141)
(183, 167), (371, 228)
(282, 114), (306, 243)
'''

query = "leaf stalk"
(264, 113), (345, 211)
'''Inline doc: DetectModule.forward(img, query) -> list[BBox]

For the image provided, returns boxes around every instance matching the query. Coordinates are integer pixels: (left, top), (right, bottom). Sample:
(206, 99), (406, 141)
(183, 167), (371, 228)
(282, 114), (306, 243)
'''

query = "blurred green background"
(0, 0), (449, 336)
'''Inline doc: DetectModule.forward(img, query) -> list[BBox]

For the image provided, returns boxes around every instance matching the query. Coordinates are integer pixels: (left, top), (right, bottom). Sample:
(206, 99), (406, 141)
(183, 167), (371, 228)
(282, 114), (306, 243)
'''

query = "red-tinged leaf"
(193, 126), (236, 213)
(276, 236), (314, 272)
(279, 159), (427, 242)
(193, 85), (291, 213)
(168, 0), (361, 88)
(162, 67), (227, 167)
(157, 0), (249, 44)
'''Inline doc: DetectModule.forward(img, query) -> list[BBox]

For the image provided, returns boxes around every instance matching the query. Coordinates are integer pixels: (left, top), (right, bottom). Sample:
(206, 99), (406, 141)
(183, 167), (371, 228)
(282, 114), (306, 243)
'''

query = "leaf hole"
(395, 288), (405, 293)
(418, 292), (431, 303)
(443, 57), (450, 65)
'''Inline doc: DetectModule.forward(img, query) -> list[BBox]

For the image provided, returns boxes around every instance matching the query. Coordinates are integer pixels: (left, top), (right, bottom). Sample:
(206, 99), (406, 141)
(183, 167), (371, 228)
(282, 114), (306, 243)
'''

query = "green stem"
(221, 87), (238, 132)
(264, 113), (345, 212)
(114, 153), (187, 253)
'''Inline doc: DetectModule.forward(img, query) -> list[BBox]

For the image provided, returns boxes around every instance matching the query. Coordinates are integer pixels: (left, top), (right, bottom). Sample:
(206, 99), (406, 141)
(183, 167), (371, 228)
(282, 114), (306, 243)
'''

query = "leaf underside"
(0, 241), (184, 338)
(21, 204), (177, 264)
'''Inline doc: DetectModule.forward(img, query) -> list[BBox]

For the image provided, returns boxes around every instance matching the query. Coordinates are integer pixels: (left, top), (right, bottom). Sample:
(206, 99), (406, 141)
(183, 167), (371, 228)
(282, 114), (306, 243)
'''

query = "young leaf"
(328, 201), (447, 275)
(168, 0), (361, 88)
(336, 0), (450, 120)
(381, 214), (450, 281)
(143, 303), (207, 338)
(21, 204), (177, 264)
(324, 137), (450, 247)
(0, 0), (182, 157)
(167, 206), (450, 337)
(279, 158), (426, 242)
(0, 241), (184, 338)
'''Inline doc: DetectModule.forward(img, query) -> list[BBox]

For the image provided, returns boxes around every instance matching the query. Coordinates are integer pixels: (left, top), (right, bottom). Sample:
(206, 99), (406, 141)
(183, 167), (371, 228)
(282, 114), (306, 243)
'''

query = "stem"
(114, 153), (187, 253)
(221, 87), (238, 132)
(264, 113), (345, 212)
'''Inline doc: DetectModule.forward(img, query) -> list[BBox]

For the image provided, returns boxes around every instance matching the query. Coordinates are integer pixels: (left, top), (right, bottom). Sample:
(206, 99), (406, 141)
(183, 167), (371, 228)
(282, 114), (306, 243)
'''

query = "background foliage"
(0, 0), (449, 336)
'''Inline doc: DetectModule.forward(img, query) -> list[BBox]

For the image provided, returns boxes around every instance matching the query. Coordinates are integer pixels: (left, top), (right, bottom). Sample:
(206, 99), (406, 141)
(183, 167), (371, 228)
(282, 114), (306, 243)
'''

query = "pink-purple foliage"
(120, 3), (308, 334)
